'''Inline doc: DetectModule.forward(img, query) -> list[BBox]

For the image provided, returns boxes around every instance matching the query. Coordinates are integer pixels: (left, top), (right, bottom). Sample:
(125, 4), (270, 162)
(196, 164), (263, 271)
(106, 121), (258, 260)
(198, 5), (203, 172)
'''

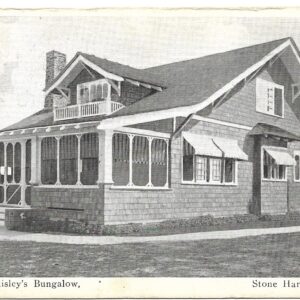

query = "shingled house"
(1, 37), (300, 225)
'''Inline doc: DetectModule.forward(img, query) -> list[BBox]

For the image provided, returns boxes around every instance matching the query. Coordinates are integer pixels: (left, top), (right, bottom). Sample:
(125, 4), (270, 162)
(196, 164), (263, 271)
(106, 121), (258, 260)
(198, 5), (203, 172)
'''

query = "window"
(151, 139), (168, 187)
(80, 133), (98, 185)
(6, 143), (13, 183)
(77, 79), (110, 104)
(112, 133), (169, 188)
(0, 143), (3, 184)
(295, 152), (300, 181)
(112, 133), (130, 186)
(256, 78), (284, 117)
(263, 149), (286, 181)
(26, 140), (31, 184)
(14, 142), (21, 183)
(182, 139), (194, 181)
(60, 135), (78, 185)
(132, 136), (149, 186)
(41, 137), (57, 184)
(182, 140), (237, 185)
(41, 134), (99, 186)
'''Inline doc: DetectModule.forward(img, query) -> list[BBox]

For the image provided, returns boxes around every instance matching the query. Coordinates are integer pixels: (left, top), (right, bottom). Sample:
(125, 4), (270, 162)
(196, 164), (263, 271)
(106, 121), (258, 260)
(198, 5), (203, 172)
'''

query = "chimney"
(45, 50), (66, 109)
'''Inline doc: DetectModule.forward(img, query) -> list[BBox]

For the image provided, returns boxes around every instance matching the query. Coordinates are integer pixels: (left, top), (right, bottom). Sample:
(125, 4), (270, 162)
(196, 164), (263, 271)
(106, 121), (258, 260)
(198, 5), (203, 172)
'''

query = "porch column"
(30, 136), (39, 185)
(76, 134), (82, 185)
(147, 137), (153, 187)
(56, 136), (61, 185)
(97, 129), (113, 184)
(3, 142), (7, 204)
(20, 140), (26, 206)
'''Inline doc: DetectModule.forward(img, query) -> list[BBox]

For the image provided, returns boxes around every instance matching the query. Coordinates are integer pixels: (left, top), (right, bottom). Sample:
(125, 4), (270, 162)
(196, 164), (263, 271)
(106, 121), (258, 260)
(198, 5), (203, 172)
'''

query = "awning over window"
(249, 123), (300, 141)
(213, 137), (248, 161)
(264, 147), (296, 166)
(182, 132), (248, 160)
(182, 132), (222, 157)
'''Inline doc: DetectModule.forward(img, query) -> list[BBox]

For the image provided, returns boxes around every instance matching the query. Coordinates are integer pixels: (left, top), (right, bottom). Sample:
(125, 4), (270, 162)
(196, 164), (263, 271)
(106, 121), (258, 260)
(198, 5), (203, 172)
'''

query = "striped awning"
(265, 147), (296, 166)
(182, 132), (248, 160)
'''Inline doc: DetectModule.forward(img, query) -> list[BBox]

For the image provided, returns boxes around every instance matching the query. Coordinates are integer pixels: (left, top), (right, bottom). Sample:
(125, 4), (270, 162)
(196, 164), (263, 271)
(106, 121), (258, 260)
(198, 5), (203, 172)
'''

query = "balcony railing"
(54, 101), (124, 121)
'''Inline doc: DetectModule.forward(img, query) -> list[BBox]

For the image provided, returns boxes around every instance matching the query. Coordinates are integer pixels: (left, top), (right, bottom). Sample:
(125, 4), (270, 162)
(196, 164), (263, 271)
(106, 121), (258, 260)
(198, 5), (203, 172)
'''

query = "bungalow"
(1, 37), (300, 225)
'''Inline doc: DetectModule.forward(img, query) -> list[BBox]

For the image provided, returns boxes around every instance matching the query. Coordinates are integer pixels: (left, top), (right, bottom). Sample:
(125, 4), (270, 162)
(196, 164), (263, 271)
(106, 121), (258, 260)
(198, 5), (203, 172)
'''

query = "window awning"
(213, 137), (248, 161)
(264, 147), (296, 166)
(182, 132), (222, 157)
(249, 123), (300, 141)
(182, 132), (248, 160)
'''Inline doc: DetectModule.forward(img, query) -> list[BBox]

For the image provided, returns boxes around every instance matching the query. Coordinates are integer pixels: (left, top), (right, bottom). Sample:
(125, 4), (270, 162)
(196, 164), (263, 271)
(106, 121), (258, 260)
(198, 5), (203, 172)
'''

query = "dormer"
(44, 50), (163, 122)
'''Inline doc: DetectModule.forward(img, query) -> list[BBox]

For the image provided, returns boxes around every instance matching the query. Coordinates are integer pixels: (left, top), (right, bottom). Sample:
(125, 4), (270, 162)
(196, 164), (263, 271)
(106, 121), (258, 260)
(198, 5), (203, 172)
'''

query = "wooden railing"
(54, 101), (124, 121)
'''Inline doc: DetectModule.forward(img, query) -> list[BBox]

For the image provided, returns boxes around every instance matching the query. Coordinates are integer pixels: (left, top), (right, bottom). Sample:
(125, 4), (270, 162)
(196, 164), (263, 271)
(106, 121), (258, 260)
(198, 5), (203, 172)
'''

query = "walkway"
(0, 225), (300, 245)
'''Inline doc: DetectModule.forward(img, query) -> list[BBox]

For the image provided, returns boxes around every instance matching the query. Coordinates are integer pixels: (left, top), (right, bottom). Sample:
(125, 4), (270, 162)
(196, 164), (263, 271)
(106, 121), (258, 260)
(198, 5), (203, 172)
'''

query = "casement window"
(294, 151), (300, 182)
(262, 147), (296, 181)
(181, 133), (248, 185)
(80, 133), (99, 185)
(256, 78), (284, 117)
(112, 132), (169, 188)
(41, 137), (57, 185)
(41, 133), (99, 186)
(183, 147), (237, 184)
(77, 79), (110, 104)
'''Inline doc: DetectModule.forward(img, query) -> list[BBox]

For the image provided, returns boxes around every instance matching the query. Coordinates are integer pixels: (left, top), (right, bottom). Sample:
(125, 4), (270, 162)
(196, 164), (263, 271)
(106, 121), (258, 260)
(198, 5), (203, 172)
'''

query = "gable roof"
(2, 37), (300, 133)
(109, 37), (292, 118)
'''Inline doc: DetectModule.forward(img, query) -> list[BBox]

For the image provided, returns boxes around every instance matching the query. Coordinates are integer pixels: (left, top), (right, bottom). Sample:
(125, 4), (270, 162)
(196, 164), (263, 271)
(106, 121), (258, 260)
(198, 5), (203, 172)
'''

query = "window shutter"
(274, 88), (283, 116)
(256, 78), (272, 113)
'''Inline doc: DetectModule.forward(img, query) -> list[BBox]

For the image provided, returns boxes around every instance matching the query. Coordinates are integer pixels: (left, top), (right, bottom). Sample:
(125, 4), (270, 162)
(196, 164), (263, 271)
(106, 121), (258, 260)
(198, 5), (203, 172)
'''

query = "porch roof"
(248, 123), (300, 141)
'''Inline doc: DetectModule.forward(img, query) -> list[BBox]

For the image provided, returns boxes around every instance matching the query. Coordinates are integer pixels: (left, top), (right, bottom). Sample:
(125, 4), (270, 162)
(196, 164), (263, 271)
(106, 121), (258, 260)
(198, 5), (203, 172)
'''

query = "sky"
(2, 10), (300, 129)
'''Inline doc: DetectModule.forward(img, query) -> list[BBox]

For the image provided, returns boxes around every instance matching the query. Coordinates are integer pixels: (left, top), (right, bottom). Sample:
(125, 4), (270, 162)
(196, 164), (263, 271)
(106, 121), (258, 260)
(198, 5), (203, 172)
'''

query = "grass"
(0, 232), (300, 277)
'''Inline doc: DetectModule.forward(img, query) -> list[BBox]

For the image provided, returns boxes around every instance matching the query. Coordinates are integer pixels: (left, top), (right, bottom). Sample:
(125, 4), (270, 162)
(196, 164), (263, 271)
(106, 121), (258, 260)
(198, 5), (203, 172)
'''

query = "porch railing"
(54, 101), (125, 121)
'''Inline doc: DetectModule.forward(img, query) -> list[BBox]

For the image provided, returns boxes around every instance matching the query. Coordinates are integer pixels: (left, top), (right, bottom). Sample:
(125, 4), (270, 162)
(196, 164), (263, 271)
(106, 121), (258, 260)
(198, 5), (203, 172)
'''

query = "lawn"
(0, 233), (299, 277)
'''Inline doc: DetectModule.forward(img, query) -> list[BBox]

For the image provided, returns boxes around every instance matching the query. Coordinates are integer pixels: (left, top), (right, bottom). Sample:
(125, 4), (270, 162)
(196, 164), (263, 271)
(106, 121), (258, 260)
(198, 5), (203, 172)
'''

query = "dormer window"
(256, 78), (284, 118)
(77, 79), (111, 104)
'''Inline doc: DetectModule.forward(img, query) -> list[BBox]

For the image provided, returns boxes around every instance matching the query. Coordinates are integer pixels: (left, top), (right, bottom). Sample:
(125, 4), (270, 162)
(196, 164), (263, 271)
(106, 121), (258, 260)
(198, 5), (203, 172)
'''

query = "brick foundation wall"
(31, 186), (104, 224)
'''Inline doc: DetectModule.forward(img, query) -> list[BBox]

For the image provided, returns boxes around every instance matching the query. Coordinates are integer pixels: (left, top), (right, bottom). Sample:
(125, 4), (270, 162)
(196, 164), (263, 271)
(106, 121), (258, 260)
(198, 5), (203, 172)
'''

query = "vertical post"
(3, 142), (7, 204)
(128, 134), (134, 186)
(30, 136), (39, 185)
(105, 84), (112, 115)
(147, 137), (153, 187)
(165, 139), (169, 188)
(56, 136), (61, 185)
(20, 140), (26, 206)
(76, 134), (82, 185)
(11, 142), (15, 184)
(97, 130), (113, 184)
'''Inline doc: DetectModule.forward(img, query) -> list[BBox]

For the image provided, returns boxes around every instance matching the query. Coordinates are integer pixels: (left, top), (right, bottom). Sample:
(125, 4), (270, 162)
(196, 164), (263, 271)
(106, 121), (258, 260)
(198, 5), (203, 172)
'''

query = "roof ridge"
(144, 37), (291, 71)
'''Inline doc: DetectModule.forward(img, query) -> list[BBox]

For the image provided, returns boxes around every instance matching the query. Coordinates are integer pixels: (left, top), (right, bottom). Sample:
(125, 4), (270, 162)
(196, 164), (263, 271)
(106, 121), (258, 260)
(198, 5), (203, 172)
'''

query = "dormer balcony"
(53, 78), (124, 121)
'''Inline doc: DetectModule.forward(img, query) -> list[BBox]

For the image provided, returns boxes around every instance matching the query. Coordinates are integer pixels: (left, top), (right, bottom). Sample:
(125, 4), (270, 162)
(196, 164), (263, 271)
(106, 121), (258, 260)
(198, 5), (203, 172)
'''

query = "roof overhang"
(98, 39), (300, 129)
(44, 55), (125, 96)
